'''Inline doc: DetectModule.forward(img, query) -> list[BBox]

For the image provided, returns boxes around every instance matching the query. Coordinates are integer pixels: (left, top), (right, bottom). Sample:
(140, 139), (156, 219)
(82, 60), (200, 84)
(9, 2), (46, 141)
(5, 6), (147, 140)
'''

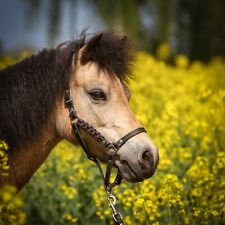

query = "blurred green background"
(0, 0), (225, 61)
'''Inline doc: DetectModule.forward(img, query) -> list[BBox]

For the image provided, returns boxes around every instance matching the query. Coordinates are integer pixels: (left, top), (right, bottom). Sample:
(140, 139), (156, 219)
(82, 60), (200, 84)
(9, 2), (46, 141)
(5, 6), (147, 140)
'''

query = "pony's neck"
(1, 125), (61, 190)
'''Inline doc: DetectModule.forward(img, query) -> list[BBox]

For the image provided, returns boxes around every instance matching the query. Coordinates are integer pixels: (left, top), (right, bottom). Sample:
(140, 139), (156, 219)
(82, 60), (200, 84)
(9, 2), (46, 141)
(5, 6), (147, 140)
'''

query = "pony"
(0, 32), (159, 191)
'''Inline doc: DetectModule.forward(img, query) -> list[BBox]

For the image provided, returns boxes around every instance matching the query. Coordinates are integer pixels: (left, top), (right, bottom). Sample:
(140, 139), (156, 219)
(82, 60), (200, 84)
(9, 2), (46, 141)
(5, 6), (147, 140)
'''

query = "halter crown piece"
(64, 89), (146, 225)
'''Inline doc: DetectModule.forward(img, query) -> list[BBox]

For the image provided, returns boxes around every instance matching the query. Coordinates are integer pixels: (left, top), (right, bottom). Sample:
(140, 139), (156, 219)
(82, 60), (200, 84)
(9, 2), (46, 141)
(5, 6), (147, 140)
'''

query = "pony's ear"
(79, 33), (103, 65)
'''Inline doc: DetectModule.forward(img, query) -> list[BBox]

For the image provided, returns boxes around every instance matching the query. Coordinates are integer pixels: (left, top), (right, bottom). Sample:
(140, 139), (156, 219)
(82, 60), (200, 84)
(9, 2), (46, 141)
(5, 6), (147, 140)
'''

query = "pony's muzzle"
(116, 142), (159, 182)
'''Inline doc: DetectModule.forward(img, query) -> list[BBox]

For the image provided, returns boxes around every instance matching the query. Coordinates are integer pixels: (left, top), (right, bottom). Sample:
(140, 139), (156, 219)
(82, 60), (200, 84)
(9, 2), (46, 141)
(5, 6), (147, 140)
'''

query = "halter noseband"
(64, 89), (146, 224)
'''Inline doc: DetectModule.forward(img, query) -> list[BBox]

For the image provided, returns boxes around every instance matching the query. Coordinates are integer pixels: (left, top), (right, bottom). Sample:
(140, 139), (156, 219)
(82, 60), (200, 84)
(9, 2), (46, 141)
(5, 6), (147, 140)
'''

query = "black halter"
(64, 89), (146, 224)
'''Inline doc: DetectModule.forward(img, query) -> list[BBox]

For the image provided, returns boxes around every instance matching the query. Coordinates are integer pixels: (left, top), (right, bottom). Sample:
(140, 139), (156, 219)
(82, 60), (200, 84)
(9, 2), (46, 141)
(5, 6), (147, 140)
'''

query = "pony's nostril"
(143, 151), (150, 161)
(139, 150), (154, 169)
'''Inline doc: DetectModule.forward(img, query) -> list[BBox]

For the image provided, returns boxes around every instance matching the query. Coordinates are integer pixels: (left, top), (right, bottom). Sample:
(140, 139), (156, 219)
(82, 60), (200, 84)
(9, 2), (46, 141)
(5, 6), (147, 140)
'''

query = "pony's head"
(55, 32), (159, 182)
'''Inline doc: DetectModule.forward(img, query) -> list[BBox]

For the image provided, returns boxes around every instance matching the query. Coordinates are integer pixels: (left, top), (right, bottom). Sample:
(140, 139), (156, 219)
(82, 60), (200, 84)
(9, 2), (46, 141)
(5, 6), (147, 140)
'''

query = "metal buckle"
(69, 108), (77, 119)
(107, 144), (117, 155)
(64, 90), (74, 109)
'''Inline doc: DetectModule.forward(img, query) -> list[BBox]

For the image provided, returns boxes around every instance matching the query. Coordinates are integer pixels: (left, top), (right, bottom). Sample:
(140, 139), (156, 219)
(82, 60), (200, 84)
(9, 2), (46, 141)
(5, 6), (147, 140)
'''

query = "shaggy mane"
(0, 31), (133, 149)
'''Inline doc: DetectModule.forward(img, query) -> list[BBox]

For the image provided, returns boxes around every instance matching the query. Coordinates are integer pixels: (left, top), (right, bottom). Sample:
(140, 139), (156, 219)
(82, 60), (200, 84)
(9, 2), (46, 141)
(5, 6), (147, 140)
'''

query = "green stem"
(143, 202), (151, 225)
(167, 192), (172, 224)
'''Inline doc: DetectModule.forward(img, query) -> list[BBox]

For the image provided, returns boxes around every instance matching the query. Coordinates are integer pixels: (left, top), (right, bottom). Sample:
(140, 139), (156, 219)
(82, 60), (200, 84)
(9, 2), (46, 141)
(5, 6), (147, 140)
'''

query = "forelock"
(80, 31), (134, 81)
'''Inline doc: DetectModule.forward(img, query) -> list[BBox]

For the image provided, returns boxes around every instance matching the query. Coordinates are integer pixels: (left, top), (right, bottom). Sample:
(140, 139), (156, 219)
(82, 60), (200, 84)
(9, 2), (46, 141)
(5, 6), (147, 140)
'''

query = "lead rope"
(65, 90), (124, 225)
(72, 122), (124, 225)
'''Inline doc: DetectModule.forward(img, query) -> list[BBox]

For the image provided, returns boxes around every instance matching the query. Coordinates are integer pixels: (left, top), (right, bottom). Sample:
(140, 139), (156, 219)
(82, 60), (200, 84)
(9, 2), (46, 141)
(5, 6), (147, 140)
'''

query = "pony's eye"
(89, 89), (107, 101)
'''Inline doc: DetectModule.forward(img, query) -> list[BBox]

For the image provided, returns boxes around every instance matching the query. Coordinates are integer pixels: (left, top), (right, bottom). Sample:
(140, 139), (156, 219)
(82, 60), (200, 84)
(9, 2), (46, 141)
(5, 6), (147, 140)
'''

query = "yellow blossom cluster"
(0, 50), (224, 225)
(0, 141), (26, 225)
(0, 140), (9, 177)
(0, 185), (26, 225)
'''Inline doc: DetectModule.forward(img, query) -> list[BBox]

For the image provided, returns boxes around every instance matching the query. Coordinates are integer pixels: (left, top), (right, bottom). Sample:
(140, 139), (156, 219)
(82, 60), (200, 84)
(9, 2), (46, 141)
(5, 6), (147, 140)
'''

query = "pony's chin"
(121, 172), (144, 183)
(115, 160), (144, 183)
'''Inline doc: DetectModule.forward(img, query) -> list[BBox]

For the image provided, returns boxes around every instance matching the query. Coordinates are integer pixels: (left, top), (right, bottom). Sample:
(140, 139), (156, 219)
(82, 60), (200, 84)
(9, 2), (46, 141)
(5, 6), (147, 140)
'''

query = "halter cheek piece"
(64, 89), (146, 224)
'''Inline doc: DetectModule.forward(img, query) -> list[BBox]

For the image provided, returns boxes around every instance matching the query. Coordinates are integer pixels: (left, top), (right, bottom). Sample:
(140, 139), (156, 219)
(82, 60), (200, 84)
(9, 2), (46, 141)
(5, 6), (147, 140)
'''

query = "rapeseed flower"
(1, 52), (224, 225)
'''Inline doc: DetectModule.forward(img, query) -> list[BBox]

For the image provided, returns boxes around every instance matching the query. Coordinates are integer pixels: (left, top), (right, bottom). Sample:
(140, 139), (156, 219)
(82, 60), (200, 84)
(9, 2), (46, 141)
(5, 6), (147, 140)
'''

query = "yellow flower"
(2, 51), (225, 225)
(63, 213), (78, 224)
(0, 185), (26, 225)
(174, 54), (190, 68)
(59, 184), (77, 200)
(156, 42), (171, 61)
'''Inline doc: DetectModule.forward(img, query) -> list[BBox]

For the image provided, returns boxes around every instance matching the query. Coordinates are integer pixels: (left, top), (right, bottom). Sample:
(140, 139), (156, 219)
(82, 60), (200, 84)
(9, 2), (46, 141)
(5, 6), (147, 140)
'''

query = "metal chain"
(93, 152), (125, 225)
(107, 193), (124, 225)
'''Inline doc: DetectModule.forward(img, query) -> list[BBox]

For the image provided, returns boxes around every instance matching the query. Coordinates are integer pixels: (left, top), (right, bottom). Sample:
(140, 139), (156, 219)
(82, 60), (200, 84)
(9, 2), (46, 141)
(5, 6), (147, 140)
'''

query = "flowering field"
(0, 51), (225, 225)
